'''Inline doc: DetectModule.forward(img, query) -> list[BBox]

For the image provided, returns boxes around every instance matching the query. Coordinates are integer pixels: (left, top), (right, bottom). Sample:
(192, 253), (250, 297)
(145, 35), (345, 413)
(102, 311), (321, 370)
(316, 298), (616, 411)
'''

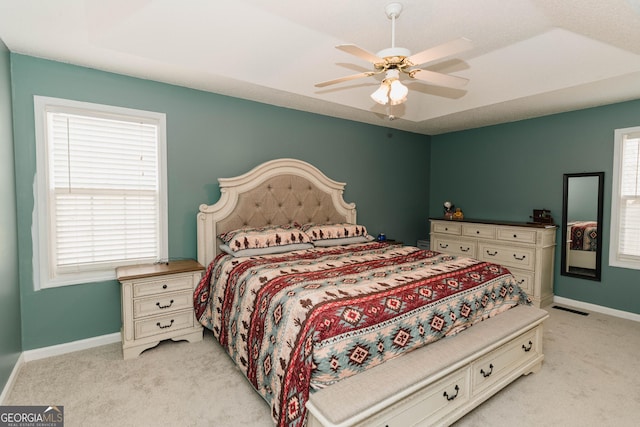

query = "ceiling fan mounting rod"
(385, 3), (403, 49)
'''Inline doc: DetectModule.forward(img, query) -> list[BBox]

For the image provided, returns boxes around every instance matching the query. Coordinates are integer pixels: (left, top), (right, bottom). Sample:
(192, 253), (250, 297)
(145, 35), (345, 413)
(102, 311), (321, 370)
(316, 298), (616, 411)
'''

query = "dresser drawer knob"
(443, 385), (460, 401)
(513, 254), (526, 261)
(156, 319), (174, 329)
(480, 364), (494, 378)
(156, 300), (174, 309)
(460, 246), (470, 252)
(162, 284), (168, 289)
(439, 243), (449, 249)
(522, 340), (533, 352)
(486, 250), (497, 256)
(513, 234), (518, 238)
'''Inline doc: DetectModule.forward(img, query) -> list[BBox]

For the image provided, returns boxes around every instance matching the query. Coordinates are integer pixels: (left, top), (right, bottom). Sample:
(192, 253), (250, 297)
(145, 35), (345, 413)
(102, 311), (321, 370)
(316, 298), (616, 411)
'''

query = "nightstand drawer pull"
(522, 341), (533, 352)
(459, 246), (470, 252)
(443, 385), (460, 401)
(486, 250), (498, 256)
(439, 243), (449, 249)
(513, 254), (526, 261)
(480, 364), (494, 378)
(156, 319), (174, 329)
(156, 299), (174, 309)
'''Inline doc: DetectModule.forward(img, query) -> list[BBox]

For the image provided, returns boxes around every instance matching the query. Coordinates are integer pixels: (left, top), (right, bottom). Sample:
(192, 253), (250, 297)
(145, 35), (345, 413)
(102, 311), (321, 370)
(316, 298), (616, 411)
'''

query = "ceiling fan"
(315, 3), (473, 106)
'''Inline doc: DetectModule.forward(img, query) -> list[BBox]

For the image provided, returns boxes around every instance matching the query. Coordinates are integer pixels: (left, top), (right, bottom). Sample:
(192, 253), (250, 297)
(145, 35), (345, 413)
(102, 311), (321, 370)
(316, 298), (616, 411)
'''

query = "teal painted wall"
(0, 39), (21, 391)
(430, 102), (640, 314)
(10, 54), (430, 350)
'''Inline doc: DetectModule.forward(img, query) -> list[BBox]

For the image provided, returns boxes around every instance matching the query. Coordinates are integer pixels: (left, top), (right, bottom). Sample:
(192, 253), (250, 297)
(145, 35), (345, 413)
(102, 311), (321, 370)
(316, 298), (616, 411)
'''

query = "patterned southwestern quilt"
(194, 242), (531, 427)
(570, 221), (598, 251)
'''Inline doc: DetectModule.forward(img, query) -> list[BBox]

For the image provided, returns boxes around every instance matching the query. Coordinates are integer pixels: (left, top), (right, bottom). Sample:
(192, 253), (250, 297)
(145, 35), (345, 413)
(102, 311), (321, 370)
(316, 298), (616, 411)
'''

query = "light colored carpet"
(5, 305), (640, 426)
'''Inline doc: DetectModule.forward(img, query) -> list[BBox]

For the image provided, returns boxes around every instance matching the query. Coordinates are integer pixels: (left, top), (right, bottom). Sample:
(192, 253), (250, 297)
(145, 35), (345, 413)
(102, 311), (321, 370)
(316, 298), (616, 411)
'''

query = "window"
(610, 126), (640, 270)
(34, 96), (167, 289)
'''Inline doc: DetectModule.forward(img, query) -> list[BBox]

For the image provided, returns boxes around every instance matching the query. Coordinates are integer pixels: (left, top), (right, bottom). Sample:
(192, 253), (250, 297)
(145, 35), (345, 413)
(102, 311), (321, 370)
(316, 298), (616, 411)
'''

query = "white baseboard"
(0, 353), (24, 405)
(553, 296), (640, 322)
(23, 332), (121, 363)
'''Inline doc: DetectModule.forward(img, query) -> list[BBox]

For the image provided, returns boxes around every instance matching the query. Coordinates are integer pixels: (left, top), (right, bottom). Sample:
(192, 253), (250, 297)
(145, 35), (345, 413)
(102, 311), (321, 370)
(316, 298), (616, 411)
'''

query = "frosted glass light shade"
(389, 80), (408, 105)
(371, 84), (390, 105)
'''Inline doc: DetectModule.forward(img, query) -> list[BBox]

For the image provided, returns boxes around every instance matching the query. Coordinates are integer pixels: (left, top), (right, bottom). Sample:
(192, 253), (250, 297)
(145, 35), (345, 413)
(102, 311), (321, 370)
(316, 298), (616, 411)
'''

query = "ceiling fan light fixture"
(371, 84), (390, 105)
(389, 79), (408, 105)
(371, 68), (407, 106)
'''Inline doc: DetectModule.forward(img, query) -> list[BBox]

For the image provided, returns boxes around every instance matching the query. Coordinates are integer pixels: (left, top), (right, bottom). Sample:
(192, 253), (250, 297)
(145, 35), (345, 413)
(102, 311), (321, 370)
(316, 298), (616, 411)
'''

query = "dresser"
(116, 259), (204, 359)
(430, 219), (556, 308)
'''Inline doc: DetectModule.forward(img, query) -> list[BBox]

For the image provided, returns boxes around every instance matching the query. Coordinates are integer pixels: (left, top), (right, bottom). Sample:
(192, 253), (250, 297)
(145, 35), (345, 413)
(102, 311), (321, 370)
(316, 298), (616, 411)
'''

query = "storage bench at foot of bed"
(306, 305), (548, 427)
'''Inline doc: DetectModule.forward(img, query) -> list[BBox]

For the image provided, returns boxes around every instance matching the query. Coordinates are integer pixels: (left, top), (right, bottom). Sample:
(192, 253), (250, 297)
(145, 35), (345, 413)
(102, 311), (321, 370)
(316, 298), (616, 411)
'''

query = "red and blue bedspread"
(570, 221), (598, 251)
(194, 242), (530, 427)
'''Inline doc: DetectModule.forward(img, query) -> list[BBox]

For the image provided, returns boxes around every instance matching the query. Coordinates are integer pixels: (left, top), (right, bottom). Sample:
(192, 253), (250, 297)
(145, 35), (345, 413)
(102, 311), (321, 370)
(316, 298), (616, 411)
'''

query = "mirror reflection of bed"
(566, 220), (598, 277)
(561, 172), (604, 281)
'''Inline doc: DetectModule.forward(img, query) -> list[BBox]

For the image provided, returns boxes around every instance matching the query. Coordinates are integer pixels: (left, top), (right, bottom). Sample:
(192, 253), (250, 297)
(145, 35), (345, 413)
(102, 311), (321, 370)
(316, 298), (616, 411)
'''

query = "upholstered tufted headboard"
(197, 158), (357, 266)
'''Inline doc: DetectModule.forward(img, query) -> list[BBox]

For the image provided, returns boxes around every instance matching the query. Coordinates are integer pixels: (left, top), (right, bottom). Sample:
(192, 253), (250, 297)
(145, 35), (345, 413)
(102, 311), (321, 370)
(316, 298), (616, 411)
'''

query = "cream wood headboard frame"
(197, 158), (357, 267)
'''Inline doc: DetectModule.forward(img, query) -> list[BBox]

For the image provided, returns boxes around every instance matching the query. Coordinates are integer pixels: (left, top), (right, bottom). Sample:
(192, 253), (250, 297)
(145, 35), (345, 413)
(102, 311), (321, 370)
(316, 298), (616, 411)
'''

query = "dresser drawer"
(431, 236), (476, 258)
(134, 310), (195, 339)
(369, 367), (470, 427)
(471, 326), (541, 396)
(132, 274), (194, 298)
(462, 224), (495, 239)
(497, 227), (537, 244)
(432, 221), (462, 235)
(478, 243), (536, 271)
(508, 269), (534, 296)
(133, 290), (193, 319)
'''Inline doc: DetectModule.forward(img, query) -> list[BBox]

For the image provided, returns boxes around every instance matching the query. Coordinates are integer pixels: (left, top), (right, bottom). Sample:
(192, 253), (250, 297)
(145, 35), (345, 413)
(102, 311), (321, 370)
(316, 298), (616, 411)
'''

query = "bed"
(195, 158), (548, 427)
(566, 221), (598, 270)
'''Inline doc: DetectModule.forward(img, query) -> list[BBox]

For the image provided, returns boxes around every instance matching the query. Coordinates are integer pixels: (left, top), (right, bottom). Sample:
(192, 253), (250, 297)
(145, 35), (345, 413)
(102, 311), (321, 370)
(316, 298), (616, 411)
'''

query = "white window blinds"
(50, 113), (160, 269)
(618, 133), (640, 257)
(34, 96), (167, 288)
(611, 127), (640, 269)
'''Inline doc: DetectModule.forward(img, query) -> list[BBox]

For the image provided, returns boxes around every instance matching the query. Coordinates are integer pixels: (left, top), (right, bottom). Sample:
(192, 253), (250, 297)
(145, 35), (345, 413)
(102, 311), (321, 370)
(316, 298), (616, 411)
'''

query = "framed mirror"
(561, 172), (604, 281)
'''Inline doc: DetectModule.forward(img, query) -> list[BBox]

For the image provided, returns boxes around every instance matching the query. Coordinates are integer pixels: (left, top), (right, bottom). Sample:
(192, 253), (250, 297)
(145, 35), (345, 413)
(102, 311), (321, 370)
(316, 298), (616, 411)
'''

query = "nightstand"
(116, 259), (205, 359)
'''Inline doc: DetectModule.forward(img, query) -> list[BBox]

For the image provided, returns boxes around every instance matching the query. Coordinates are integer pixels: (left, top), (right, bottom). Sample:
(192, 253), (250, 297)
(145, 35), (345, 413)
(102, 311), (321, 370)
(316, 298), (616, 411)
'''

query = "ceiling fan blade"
(336, 44), (384, 64)
(406, 37), (473, 67)
(315, 71), (376, 88)
(409, 69), (469, 88)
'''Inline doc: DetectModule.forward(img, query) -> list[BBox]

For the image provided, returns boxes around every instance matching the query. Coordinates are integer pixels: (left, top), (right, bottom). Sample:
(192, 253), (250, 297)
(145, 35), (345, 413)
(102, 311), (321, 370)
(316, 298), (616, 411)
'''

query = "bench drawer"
(471, 326), (542, 395)
(368, 367), (470, 427)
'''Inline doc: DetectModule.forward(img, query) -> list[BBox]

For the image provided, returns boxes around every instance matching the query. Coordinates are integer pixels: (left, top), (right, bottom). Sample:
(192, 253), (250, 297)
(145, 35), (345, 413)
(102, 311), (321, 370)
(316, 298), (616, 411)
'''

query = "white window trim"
(33, 96), (168, 289)
(609, 126), (640, 270)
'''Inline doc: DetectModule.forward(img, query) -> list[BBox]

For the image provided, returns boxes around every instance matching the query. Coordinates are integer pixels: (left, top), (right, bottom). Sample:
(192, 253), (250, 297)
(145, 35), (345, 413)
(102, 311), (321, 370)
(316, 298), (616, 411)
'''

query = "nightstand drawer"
(134, 310), (195, 339)
(133, 290), (193, 319)
(132, 275), (193, 298)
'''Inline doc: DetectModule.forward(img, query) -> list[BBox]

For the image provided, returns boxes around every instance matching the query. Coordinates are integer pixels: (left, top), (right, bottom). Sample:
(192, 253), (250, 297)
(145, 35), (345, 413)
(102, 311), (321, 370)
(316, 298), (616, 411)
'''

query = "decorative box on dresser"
(430, 218), (556, 308)
(116, 259), (204, 359)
